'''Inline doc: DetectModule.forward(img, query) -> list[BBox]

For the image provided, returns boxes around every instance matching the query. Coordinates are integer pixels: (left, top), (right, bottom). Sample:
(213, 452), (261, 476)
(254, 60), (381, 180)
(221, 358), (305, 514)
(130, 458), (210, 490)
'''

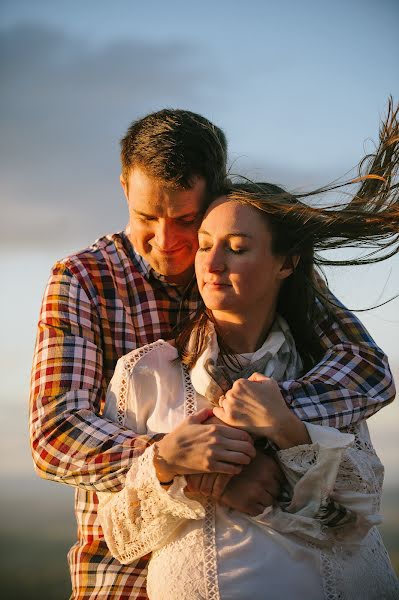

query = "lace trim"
(182, 364), (220, 599)
(319, 545), (342, 600)
(318, 527), (399, 600)
(346, 424), (375, 452)
(183, 364), (197, 417)
(203, 499), (220, 600)
(277, 445), (319, 473)
(335, 450), (383, 513)
(116, 340), (168, 425)
(362, 528), (399, 598)
(148, 528), (207, 599)
(337, 424), (384, 514)
(101, 444), (205, 564)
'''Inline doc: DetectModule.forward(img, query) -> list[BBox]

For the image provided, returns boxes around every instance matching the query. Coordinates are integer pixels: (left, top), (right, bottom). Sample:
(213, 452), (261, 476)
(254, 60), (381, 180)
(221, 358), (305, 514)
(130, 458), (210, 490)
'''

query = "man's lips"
(152, 246), (185, 256)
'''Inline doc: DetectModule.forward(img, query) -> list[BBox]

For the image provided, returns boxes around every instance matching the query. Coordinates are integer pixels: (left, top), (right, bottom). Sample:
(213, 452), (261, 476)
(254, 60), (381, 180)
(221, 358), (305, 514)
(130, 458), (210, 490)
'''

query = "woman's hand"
(212, 373), (310, 449)
(155, 408), (256, 482)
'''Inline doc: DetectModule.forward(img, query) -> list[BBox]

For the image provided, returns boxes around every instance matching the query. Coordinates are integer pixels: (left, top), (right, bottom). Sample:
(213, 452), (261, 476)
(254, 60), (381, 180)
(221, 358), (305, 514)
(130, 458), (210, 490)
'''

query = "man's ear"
(120, 174), (128, 201)
(278, 255), (300, 280)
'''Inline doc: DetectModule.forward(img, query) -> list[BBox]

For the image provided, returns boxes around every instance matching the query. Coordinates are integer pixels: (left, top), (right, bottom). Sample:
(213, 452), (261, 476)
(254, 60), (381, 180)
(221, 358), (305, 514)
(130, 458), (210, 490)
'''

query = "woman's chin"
(202, 297), (237, 313)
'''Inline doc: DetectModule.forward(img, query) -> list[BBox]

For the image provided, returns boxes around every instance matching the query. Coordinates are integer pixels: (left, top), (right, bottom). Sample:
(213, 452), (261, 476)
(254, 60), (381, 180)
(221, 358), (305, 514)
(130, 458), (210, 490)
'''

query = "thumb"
(188, 407), (214, 424)
(248, 372), (269, 382)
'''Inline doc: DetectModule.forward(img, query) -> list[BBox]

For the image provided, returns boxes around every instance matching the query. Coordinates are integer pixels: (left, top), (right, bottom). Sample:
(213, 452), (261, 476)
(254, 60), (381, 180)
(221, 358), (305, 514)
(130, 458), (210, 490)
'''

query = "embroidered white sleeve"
(256, 422), (383, 545)
(98, 444), (205, 564)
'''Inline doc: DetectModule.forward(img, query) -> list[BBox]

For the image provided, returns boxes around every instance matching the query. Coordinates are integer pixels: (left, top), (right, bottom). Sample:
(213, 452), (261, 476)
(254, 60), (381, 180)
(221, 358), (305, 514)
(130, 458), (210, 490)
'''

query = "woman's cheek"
(194, 254), (205, 286)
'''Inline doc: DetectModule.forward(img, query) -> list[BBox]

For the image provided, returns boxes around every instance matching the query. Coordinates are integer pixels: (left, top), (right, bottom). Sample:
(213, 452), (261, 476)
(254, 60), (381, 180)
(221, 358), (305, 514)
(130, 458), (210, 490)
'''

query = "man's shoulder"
(48, 231), (144, 295)
(52, 231), (138, 276)
(58, 231), (124, 269)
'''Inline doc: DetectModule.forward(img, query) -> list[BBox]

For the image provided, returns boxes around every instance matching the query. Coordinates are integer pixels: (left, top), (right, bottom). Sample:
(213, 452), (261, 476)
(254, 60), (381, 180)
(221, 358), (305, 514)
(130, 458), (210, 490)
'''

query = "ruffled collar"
(189, 315), (303, 405)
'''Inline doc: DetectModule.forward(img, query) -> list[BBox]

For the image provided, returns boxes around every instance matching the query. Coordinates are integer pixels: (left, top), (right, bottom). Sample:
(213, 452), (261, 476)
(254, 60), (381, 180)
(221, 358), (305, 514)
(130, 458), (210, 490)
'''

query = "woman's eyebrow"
(198, 229), (253, 239)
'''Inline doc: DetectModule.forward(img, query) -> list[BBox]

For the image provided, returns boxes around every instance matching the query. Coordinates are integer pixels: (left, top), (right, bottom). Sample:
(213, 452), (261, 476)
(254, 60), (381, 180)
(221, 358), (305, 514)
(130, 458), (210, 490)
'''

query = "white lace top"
(98, 320), (398, 600)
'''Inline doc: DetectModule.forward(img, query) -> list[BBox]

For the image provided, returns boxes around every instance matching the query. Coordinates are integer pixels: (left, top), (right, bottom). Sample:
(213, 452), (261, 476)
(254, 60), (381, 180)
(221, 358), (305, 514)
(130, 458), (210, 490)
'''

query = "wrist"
(268, 413), (311, 450)
(153, 441), (176, 483)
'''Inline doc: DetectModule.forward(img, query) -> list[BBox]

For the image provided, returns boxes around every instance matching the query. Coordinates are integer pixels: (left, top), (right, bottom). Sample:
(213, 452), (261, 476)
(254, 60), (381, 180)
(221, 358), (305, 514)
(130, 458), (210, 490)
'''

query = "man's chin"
(155, 262), (194, 286)
(167, 272), (195, 286)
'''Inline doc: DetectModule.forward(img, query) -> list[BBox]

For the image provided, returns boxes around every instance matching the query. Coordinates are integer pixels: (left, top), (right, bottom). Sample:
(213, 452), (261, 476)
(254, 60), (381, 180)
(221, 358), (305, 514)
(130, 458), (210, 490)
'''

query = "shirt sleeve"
(254, 422), (383, 545)
(29, 262), (163, 493)
(98, 445), (205, 564)
(279, 286), (395, 428)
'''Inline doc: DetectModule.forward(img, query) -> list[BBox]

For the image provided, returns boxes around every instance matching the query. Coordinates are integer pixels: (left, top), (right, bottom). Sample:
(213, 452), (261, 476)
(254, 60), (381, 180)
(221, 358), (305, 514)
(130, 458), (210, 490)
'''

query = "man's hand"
(155, 408), (256, 482)
(185, 472), (233, 499)
(218, 449), (283, 516)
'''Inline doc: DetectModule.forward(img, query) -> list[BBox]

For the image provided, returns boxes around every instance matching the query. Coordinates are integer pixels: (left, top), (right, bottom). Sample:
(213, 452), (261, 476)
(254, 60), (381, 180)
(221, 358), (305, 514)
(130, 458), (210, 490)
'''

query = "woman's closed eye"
(198, 245), (247, 254)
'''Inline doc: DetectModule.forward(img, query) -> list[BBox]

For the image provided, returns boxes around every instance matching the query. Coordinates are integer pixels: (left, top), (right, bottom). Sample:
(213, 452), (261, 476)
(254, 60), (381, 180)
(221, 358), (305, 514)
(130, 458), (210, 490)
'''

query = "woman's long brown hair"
(175, 98), (399, 372)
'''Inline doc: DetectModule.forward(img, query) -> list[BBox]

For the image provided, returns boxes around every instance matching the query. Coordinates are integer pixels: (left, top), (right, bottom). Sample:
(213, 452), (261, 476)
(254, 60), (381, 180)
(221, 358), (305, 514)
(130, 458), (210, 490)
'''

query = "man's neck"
(163, 266), (195, 287)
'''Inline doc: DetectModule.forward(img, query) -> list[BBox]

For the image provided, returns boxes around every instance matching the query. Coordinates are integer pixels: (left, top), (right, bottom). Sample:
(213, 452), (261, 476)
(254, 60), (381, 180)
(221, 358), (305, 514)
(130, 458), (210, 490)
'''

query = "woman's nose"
(205, 246), (225, 272)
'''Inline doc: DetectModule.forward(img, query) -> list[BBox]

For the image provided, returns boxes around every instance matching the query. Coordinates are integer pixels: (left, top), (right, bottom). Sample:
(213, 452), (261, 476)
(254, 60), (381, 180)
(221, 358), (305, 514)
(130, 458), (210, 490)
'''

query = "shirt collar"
(189, 315), (303, 403)
(121, 228), (185, 288)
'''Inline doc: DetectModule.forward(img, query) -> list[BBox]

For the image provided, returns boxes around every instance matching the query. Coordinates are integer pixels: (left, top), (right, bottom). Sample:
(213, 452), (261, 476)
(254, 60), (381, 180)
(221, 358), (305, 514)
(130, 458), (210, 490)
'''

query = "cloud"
(0, 24), (224, 248)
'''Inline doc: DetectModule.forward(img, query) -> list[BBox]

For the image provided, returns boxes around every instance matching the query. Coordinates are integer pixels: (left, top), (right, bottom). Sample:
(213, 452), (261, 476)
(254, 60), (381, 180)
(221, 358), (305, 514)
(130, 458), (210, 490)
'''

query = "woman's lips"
(203, 281), (230, 288)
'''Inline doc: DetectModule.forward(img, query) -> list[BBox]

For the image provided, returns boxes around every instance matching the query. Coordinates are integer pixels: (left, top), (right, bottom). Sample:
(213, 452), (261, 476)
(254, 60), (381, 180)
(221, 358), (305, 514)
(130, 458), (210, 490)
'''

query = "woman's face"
(195, 198), (292, 319)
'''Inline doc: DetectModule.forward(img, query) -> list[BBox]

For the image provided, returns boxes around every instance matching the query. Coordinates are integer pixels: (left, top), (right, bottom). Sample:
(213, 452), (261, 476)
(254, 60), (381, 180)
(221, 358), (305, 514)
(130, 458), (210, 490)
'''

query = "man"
(30, 109), (395, 599)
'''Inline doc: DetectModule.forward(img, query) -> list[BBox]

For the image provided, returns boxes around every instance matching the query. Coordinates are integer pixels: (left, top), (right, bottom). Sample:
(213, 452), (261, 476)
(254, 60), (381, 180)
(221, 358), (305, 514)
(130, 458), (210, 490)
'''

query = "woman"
(98, 102), (399, 599)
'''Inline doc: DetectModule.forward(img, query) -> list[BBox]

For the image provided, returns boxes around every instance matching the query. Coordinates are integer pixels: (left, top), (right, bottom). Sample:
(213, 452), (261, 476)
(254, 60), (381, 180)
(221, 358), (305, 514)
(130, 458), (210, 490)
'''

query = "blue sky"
(1, 0), (398, 485)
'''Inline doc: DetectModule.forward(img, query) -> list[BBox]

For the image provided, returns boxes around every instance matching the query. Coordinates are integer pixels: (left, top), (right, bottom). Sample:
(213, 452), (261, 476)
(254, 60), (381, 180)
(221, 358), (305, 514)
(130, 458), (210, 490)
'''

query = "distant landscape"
(1, 478), (76, 599)
(1, 476), (398, 599)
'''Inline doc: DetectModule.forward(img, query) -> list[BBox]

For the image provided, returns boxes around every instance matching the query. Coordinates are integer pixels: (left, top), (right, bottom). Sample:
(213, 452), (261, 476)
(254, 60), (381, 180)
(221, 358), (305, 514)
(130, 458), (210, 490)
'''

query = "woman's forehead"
(201, 198), (269, 234)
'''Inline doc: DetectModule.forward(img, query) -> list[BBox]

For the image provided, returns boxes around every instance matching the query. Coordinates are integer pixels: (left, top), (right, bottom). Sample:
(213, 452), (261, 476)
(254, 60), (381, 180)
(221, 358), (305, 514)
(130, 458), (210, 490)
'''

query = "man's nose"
(154, 220), (175, 250)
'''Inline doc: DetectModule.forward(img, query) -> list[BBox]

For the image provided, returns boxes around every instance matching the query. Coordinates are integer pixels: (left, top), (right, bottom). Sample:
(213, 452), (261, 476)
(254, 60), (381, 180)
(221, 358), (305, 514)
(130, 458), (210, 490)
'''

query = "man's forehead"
(126, 166), (205, 191)
(126, 167), (207, 216)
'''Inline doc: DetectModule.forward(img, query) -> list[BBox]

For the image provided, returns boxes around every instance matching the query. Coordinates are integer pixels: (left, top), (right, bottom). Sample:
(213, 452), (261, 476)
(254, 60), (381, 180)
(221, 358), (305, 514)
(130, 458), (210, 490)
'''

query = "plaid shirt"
(30, 231), (395, 600)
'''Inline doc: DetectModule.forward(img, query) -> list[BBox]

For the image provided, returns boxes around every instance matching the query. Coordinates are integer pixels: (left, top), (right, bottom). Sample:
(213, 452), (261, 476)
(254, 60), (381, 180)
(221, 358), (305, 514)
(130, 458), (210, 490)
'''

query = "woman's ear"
(278, 255), (300, 280)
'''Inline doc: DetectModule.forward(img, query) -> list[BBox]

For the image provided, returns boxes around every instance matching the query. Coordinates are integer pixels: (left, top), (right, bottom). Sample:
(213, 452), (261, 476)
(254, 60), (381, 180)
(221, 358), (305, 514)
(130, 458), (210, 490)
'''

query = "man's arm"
(279, 287), (395, 428)
(29, 262), (162, 493)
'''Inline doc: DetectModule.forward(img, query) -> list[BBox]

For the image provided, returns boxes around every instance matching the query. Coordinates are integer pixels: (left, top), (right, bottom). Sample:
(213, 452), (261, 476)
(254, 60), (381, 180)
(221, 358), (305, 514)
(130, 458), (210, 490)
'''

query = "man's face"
(122, 167), (207, 285)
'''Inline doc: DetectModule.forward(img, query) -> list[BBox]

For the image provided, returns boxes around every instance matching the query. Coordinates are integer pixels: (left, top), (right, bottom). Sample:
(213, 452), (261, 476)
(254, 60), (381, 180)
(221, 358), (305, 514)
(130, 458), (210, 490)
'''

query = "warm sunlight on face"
(121, 167), (206, 285)
(195, 198), (292, 321)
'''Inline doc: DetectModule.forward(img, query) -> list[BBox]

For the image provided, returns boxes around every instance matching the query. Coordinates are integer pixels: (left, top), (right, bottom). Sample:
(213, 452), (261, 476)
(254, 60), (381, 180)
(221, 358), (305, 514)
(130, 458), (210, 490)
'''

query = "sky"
(0, 0), (398, 487)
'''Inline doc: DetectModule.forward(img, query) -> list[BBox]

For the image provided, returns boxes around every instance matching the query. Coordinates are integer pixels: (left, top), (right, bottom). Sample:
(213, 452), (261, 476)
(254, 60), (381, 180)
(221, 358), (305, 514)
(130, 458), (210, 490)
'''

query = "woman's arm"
(98, 353), (255, 564)
(98, 410), (256, 563)
(98, 443), (206, 564)
(213, 374), (383, 542)
(212, 372), (310, 448)
(266, 420), (383, 544)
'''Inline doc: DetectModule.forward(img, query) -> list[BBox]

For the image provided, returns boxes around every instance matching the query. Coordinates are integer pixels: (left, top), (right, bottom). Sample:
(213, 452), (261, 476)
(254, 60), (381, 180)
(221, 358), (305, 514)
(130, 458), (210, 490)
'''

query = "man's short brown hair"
(120, 108), (227, 196)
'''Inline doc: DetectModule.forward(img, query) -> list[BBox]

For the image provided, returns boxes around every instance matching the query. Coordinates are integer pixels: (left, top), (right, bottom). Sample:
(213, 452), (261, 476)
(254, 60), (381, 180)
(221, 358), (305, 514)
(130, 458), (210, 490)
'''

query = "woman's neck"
(212, 310), (276, 354)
